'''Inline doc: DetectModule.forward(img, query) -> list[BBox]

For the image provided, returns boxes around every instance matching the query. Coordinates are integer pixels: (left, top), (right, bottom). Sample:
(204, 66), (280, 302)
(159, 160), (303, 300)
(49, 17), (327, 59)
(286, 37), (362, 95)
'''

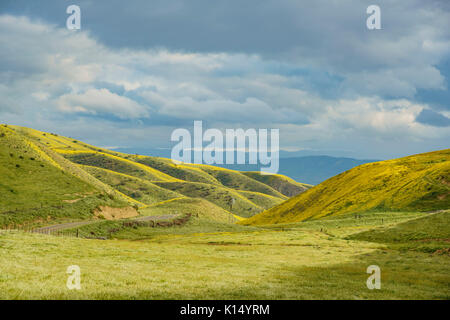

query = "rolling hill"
(0, 124), (310, 227)
(241, 172), (312, 197)
(0, 125), (133, 228)
(241, 149), (450, 226)
(113, 147), (379, 185)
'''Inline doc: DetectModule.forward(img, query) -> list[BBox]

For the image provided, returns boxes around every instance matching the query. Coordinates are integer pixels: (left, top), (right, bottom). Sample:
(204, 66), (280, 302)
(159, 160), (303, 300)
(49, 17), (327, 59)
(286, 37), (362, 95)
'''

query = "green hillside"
(236, 190), (285, 209)
(139, 197), (236, 223)
(0, 125), (130, 227)
(63, 151), (177, 182)
(242, 149), (450, 225)
(131, 155), (222, 185)
(186, 164), (288, 198)
(1, 124), (308, 226)
(154, 181), (263, 217)
(81, 165), (182, 205)
(241, 171), (312, 196)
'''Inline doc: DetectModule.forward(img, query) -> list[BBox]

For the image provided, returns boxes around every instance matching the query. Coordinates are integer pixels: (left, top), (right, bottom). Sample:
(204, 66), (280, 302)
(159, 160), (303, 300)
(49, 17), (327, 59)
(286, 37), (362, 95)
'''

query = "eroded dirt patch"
(94, 206), (139, 220)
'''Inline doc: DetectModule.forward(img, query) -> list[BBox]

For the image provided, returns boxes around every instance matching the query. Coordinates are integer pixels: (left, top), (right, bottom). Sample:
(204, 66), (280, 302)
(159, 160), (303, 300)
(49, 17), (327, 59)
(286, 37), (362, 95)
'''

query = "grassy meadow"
(0, 211), (448, 299)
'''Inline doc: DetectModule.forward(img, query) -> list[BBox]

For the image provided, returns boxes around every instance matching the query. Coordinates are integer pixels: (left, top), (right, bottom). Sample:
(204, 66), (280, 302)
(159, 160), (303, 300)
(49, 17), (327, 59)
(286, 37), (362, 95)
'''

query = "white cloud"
(57, 88), (149, 119)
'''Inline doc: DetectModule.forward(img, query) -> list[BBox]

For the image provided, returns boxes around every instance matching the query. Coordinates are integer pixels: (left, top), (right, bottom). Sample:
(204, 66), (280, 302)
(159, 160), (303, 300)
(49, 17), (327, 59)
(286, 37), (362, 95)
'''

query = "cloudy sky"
(0, 0), (449, 159)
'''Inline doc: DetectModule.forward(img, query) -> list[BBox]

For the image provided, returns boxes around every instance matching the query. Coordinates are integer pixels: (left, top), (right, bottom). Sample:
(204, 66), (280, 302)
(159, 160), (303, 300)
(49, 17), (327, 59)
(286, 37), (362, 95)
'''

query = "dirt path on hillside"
(32, 214), (181, 234)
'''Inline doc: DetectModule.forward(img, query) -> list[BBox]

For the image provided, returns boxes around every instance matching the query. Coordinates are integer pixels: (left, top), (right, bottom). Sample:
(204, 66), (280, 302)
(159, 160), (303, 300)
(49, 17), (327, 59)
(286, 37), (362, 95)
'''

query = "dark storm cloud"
(2, 0), (450, 99)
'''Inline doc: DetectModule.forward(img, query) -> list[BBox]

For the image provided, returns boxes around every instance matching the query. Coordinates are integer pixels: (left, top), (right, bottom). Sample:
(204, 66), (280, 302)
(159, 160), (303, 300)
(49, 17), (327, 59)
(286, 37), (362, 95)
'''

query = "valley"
(0, 124), (448, 300)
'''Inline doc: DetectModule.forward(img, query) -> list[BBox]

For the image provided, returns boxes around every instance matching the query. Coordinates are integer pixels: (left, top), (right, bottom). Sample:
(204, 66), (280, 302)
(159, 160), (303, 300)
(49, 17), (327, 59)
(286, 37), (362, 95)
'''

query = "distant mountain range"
(208, 157), (379, 185)
(114, 147), (378, 185)
(276, 156), (379, 185)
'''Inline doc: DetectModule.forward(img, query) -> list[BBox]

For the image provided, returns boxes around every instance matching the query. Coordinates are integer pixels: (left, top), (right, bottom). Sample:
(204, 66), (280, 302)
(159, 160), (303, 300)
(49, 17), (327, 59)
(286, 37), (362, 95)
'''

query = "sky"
(0, 0), (449, 160)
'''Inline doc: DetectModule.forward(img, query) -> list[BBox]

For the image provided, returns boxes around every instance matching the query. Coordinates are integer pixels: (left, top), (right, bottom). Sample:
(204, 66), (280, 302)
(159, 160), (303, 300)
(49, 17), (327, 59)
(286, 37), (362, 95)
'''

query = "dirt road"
(32, 214), (181, 234)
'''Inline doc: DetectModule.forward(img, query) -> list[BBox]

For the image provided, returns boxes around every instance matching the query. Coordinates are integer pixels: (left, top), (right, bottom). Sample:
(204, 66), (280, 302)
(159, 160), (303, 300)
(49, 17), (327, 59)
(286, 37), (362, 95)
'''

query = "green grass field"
(0, 211), (448, 299)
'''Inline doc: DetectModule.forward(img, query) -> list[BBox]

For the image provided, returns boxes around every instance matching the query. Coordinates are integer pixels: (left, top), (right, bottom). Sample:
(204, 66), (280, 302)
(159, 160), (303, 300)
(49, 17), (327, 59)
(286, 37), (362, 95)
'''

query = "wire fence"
(0, 224), (80, 238)
(0, 213), (193, 239)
